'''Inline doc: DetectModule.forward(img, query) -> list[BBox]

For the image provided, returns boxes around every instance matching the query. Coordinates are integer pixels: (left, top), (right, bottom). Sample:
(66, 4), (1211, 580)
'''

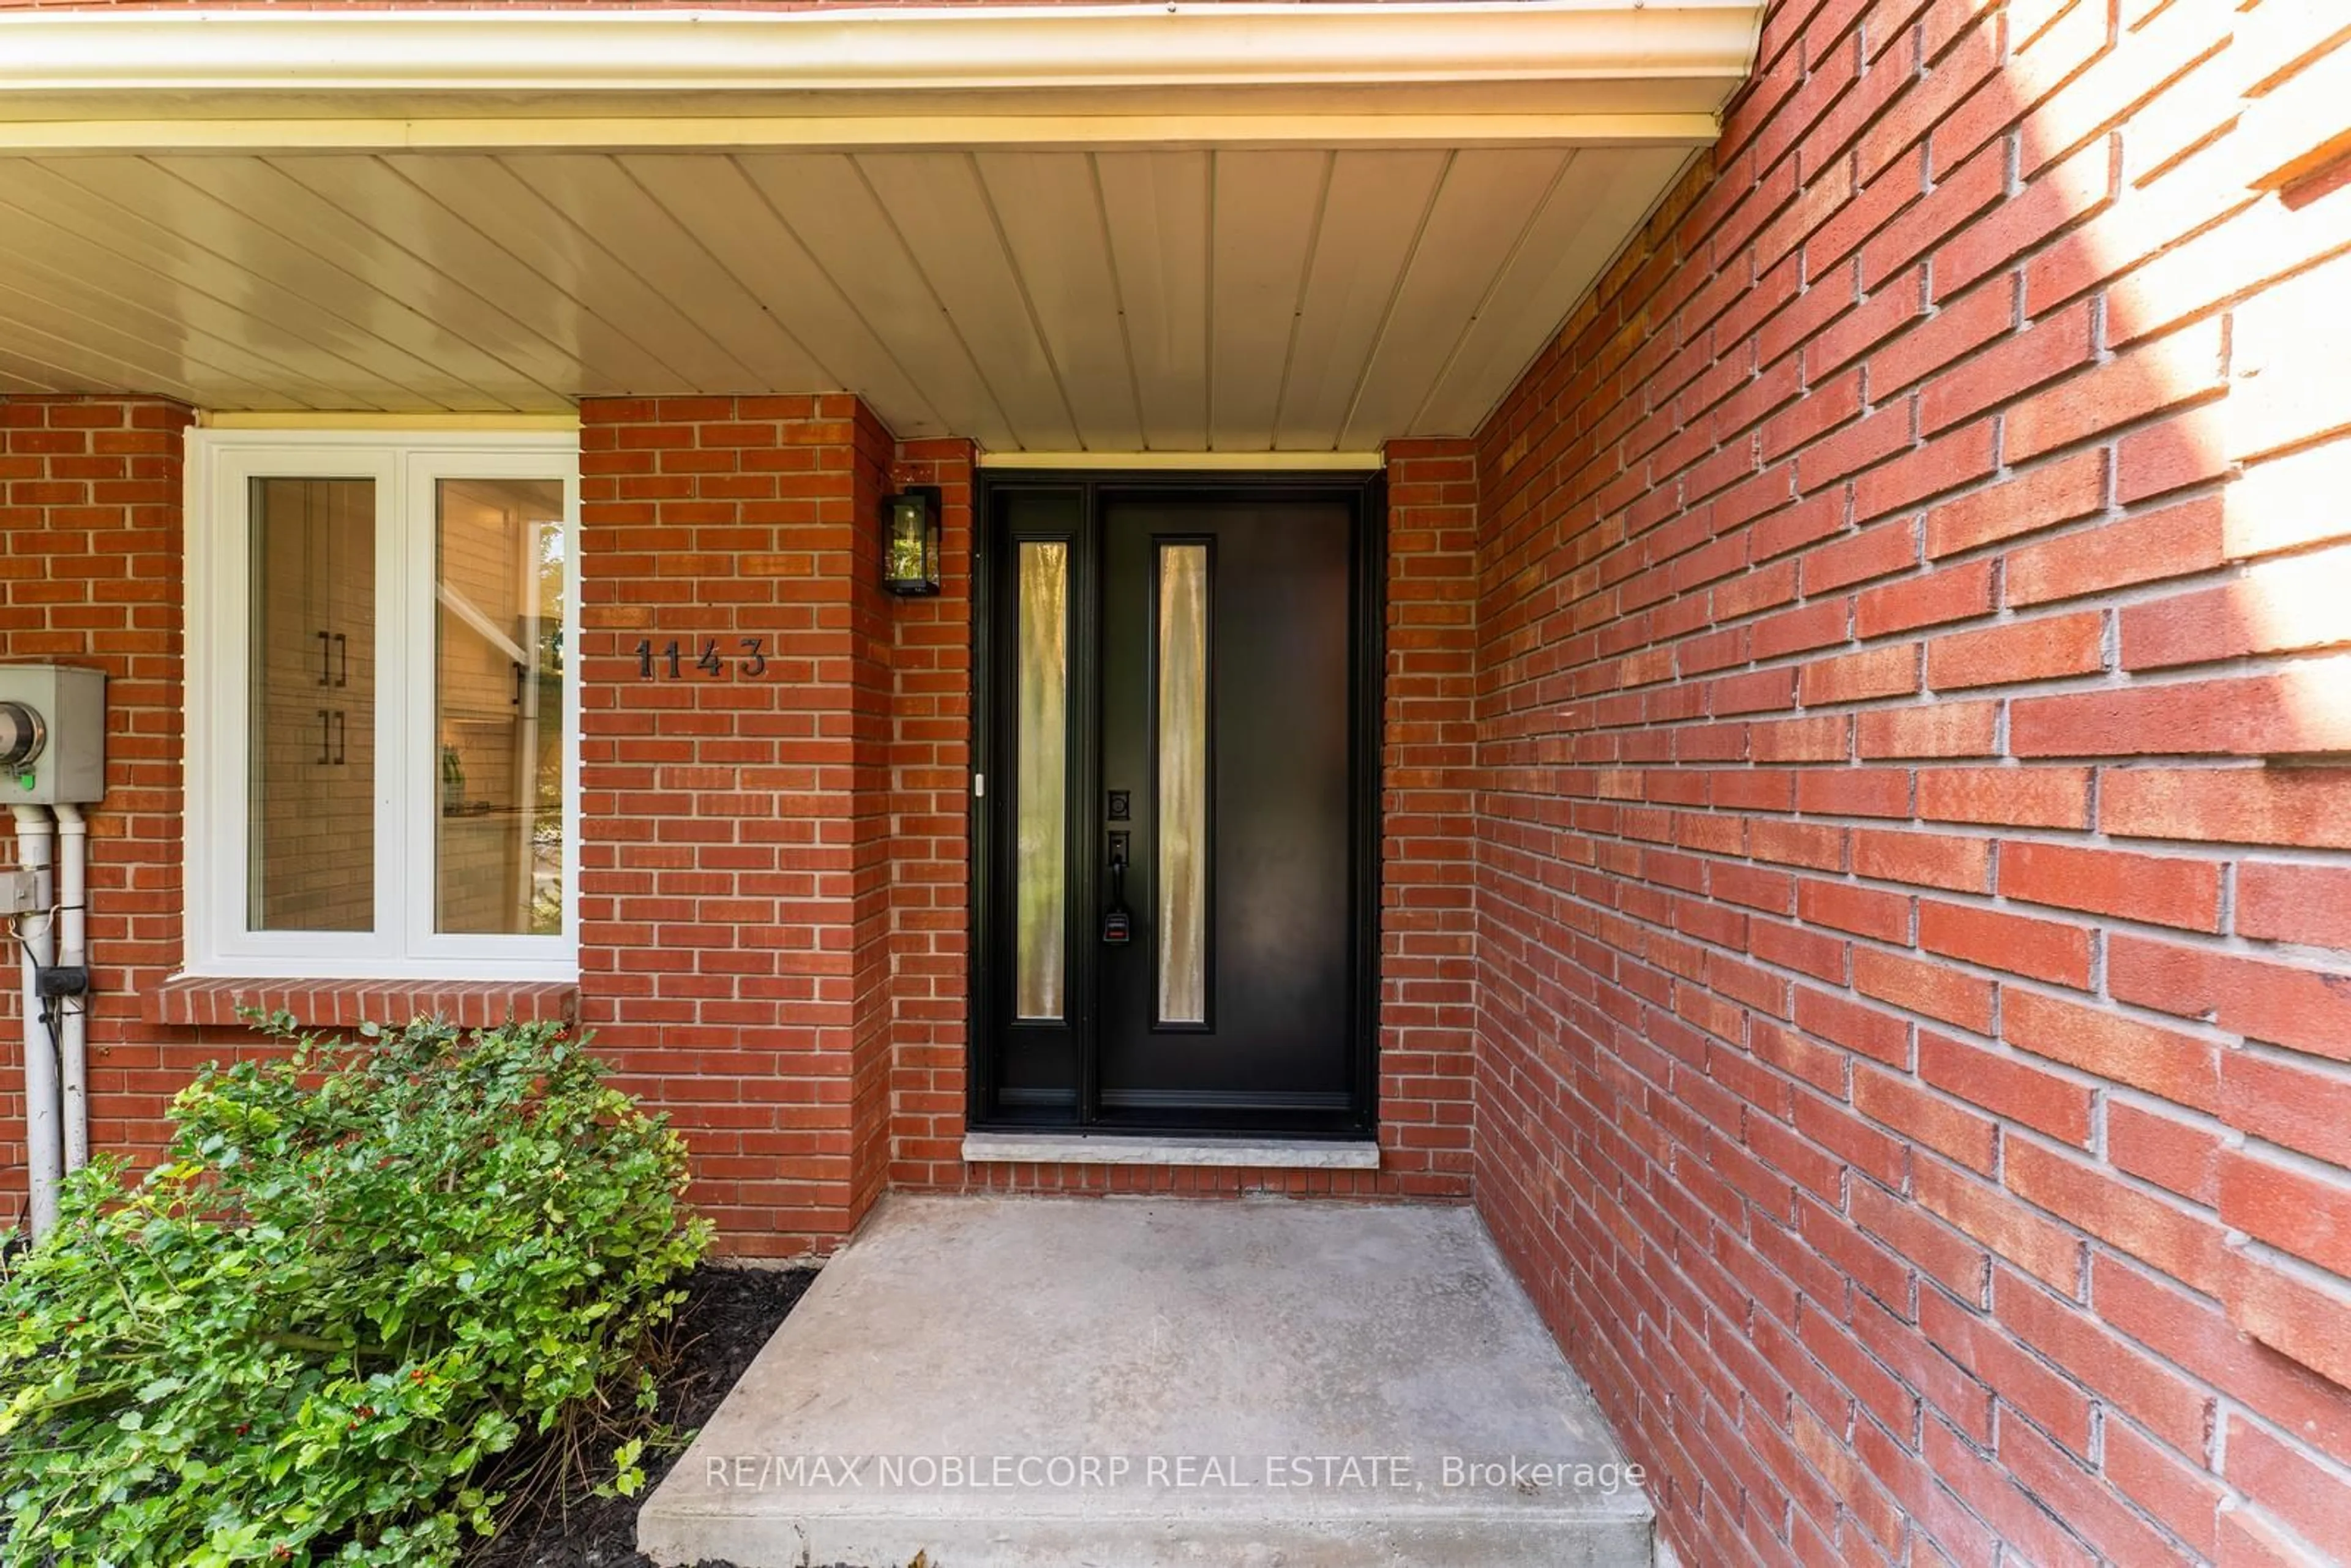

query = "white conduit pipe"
(51, 802), (86, 1176)
(12, 805), (57, 1239)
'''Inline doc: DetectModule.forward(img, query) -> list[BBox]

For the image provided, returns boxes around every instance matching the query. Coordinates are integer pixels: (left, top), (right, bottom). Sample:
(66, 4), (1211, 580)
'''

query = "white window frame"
(185, 429), (582, 981)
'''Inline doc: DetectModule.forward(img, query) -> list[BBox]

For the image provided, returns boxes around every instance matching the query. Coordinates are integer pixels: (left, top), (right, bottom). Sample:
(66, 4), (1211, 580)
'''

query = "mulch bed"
(460, 1262), (817, 1568)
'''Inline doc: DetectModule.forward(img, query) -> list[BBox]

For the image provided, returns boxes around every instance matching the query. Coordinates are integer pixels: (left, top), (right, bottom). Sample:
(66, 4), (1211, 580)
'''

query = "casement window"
(186, 430), (580, 980)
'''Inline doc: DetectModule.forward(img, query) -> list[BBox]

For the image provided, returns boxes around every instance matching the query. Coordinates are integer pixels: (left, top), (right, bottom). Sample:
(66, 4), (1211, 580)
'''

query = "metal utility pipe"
(51, 802), (86, 1176)
(11, 805), (56, 1239)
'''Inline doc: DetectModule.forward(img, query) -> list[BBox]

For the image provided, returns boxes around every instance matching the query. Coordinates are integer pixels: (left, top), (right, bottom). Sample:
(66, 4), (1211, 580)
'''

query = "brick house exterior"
(3, 0), (2350, 1562)
(1461, 1), (2351, 1560)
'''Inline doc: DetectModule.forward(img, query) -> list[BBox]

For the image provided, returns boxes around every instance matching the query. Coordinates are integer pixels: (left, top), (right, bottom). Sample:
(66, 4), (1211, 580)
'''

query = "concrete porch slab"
(639, 1196), (1654, 1568)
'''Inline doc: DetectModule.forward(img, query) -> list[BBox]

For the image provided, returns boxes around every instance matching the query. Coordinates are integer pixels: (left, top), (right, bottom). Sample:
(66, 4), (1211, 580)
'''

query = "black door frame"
(967, 468), (1386, 1140)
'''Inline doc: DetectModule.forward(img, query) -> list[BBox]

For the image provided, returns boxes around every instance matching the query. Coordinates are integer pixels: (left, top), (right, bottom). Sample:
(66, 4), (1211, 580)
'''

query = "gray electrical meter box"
(0, 665), (105, 806)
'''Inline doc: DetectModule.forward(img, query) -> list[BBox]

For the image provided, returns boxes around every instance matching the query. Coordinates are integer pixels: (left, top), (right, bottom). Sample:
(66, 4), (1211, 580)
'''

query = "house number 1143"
(634, 638), (769, 680)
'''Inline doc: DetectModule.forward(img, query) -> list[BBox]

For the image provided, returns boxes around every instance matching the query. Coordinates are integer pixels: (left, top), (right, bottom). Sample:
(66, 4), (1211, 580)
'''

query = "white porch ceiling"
(0, 146), (1688, 449)
(0, 5), (1761, 451)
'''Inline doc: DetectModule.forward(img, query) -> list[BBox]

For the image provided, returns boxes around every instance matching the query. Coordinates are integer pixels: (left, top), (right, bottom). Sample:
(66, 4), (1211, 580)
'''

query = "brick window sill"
(141, 975), (581, 1031)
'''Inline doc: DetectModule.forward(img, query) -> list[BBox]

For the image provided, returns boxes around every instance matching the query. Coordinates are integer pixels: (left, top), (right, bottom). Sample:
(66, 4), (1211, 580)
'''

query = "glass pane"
(1157, 543), (1209, 1026)
(249, 478), (375, 931)
(435, 478), (568, 936)
(1015, 541), (1070, 1021)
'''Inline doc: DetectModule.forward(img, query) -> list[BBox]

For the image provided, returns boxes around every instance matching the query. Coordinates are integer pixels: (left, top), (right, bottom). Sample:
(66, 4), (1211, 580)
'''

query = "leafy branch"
(0, 1015), (711, 1567)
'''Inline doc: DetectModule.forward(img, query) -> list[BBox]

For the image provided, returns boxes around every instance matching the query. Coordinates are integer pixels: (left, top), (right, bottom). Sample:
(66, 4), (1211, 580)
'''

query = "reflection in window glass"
(249, 478), (375, 932)
(435, 478), (567, 936)
(1015, 541), (1070, 1021)
(1157, 543), (1209, 1025)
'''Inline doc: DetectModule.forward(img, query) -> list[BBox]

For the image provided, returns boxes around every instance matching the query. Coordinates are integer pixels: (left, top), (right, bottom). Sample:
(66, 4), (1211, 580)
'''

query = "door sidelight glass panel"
(1015, 540), (1071, 1020)
(434, 477), (568, 936)
(249, 477), (375, 931)
(1156, 542), (1210, 1026)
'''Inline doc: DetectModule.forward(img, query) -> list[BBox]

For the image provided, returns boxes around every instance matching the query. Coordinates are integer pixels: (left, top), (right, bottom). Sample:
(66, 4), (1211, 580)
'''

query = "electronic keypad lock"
(1103, 830), (1133, 945)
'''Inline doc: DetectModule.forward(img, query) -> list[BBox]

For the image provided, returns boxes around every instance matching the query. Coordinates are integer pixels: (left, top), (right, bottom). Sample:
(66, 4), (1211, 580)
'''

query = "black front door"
(975, 476), (1378, 1138)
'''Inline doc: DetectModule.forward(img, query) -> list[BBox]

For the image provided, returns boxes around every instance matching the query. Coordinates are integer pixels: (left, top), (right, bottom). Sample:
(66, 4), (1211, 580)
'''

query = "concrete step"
(640, 1195), (1654, 1568)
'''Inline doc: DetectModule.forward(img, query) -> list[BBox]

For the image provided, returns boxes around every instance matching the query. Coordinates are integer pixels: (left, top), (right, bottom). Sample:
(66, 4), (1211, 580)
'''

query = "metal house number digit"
(630, 636), (774, 681)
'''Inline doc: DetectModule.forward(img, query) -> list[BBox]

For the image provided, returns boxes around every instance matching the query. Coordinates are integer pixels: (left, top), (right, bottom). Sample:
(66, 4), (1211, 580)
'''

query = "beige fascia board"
(0, 3), (1761, 153)
(0, 112), (1727, 156)
(0, 4), (1764, 95)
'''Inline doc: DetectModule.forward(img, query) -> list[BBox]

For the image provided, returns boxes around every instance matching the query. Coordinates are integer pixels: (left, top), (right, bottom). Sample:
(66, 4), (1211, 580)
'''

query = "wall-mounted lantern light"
(882, 486), (943, 597)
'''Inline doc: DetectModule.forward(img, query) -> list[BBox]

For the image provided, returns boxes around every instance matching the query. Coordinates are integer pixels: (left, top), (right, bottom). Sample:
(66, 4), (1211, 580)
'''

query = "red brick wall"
(577, 394), (899, 1256)
(844, 404), (899, 1230)
(1472, 0), (2351, 1562)
(882, 436), (977, 1191)
(0, 392), (1476, 1242)
(0, 397), (197, 1215)
(1376, 443), (1482, 1196)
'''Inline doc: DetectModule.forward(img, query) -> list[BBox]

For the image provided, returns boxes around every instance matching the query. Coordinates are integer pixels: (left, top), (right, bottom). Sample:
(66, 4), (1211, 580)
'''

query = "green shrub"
(0, 1014), (711, 1566)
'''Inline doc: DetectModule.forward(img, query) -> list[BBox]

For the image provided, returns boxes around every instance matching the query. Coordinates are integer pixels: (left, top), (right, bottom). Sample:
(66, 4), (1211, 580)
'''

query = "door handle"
(1103, 830), (1133, 945)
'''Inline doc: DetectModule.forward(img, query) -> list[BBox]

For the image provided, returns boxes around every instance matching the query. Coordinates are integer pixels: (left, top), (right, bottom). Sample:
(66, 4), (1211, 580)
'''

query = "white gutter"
(0, 112), (1730, 156)
(0, 4), (1764, 96)
(0, 3), (1763, 154)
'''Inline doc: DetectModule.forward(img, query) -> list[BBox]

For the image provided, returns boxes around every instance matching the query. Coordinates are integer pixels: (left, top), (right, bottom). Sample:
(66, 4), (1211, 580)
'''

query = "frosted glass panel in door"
(1156, 543), (1209, 1026)
(1015, 540), (1070, 1020)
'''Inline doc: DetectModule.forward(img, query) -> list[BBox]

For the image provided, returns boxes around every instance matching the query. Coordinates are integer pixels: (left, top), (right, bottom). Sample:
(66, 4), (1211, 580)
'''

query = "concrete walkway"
(639, 1195), (1654, 1567)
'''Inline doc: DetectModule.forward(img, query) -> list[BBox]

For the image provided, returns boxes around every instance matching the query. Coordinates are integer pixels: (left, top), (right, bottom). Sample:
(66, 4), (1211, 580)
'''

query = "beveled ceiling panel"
(0, 144), (1692, 449)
